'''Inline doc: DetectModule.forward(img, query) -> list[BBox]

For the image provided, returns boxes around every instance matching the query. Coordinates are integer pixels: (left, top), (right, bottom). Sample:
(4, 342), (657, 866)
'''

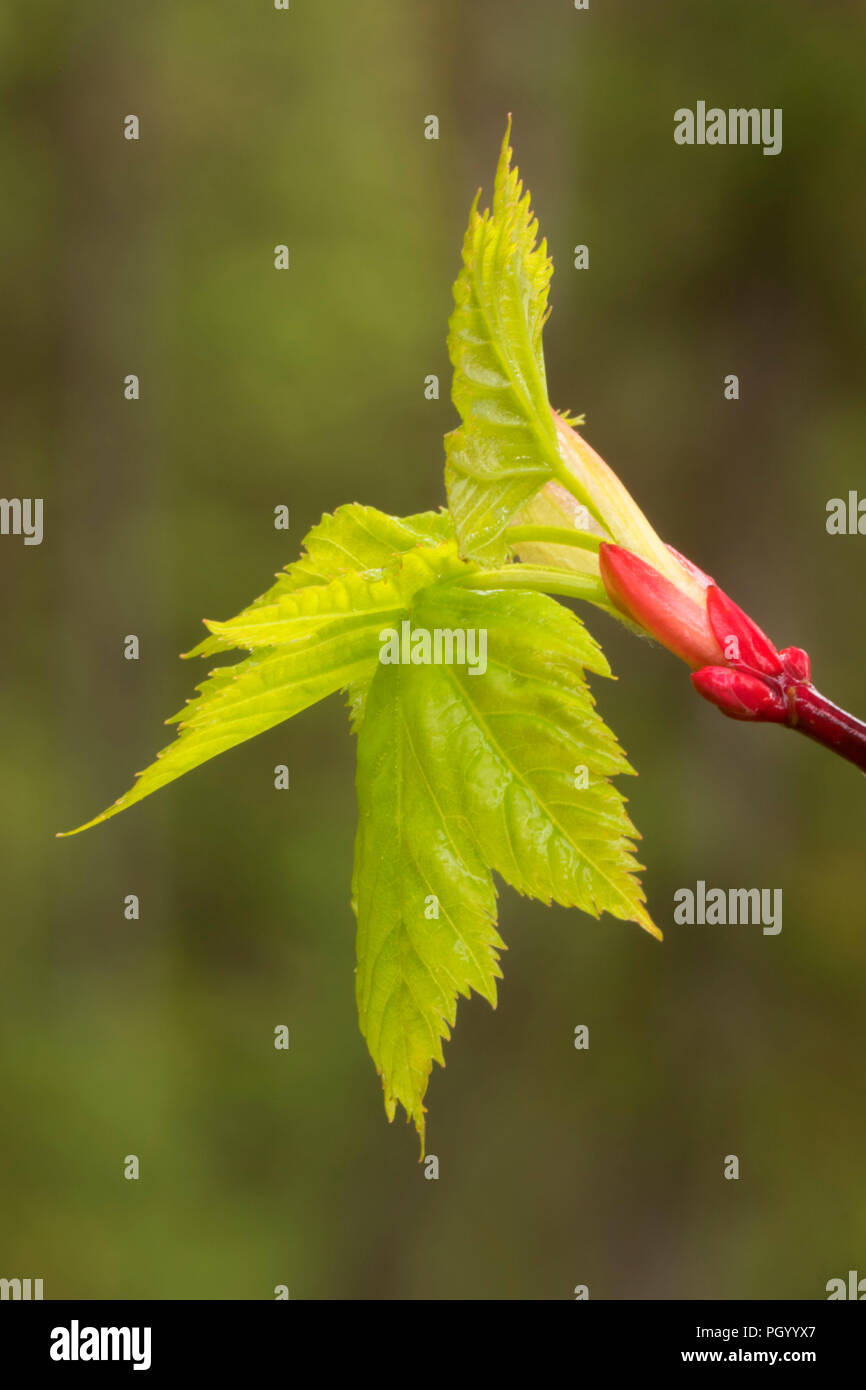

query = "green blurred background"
(1, 0), (864, 1299)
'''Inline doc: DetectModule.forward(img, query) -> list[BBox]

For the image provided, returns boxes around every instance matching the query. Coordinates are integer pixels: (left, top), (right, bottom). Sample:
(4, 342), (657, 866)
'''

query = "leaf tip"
(641, 916), (663, 943)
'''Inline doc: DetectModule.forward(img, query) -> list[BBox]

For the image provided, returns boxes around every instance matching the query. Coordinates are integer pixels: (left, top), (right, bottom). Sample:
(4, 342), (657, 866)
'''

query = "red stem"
(790, 686), (866, 774)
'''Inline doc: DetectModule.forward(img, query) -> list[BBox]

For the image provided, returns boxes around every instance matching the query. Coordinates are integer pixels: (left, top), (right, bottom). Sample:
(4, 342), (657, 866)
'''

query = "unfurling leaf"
(445, 119), (598, 564)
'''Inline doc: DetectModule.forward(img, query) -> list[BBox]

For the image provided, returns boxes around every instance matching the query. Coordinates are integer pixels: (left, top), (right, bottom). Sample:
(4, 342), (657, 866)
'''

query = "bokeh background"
(2, 0), (865, 1299)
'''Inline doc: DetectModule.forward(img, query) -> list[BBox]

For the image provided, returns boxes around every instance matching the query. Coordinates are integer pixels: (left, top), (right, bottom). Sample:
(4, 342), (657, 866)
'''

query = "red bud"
(706, 587), (782, 676)
(544, 435), (865, 772)
(780, 646), (811, 683)
(599, 543), (724, 669)
(691, 666), (787, 722)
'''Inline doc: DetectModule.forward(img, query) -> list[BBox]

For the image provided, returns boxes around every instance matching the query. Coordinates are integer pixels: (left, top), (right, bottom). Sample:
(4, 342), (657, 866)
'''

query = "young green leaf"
(203, 544), (467, 651)
(59, 508), (469, 835)
(59, 637), (381, 836)
(187, 505), (455, 659)
(403, 584), (656, 933)
(352, 656), (503, 1149)
(445, 120), (600, 564)
(352, 580), (658, 1149)
(59, 124), (662, 1157)
(302, 504), (455, 577)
